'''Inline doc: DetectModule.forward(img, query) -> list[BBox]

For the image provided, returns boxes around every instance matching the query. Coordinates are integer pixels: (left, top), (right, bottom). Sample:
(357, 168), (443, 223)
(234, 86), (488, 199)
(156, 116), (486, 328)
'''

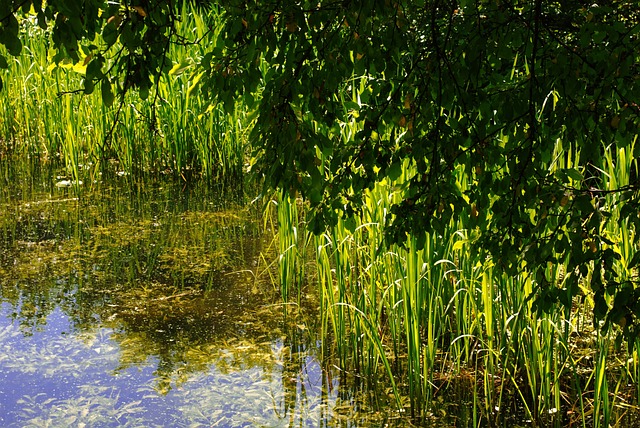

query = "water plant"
(0, 1), (639, 426)
(274, 118), (640, 424)
(0, 3), (250, 183)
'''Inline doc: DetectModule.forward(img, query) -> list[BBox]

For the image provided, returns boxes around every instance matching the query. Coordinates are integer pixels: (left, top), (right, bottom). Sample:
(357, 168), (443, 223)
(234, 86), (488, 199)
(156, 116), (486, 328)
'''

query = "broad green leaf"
(102, 22), (119, 46)
(3, 33), (22, 56)
(101, 80), (115, 107)
(86, 57), (104, 79)
(83, 78), (95, 94)
(139, 84), (149, 100)
(387, 160), (402, 181)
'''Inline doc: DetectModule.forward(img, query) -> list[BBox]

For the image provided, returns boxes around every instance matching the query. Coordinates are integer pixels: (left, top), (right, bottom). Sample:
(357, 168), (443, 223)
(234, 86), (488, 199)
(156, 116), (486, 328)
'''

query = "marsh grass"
(273, 124), (640, 425)
(2, 4), (639, 426)
(275, 189), (306, 307)
(0, 3), (249, 183)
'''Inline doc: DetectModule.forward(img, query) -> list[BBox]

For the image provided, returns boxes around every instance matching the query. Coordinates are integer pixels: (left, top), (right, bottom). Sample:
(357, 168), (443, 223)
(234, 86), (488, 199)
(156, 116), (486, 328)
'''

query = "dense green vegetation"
(1, 0), (640, 425)
(0, 4), (247, 182)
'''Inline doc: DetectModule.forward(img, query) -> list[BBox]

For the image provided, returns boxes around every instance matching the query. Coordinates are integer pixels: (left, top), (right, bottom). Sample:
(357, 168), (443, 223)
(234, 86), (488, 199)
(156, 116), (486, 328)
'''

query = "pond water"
(0, 164), (377, 427)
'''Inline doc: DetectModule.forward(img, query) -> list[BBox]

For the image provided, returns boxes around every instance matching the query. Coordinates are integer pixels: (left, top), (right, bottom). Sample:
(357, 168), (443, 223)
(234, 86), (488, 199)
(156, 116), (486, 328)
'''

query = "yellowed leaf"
(404, 93), (412, 110)
(133, 6), (147, 17)
(471, 204), (478, 218)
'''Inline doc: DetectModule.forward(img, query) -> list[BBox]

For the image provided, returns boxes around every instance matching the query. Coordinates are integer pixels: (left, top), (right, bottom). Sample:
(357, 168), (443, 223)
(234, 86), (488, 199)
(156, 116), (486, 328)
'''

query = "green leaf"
(169, 61), (192, 76)
(101, 80), (115, 107)
(3, 33), (22, 56)
(593, 290), (609, 321)
(83, 77), (95, 94)
(342, 216), (356, 233)
(387, 160), (402, 181)
(139, 84), (149, 100)
(37, 11), (47, 30)
(102, 22), (119, 46)
(565, 168), (583, 182)
(86, 57), (104, 80)
(0, 14), (20, 53)
(187, 72), (204, 98)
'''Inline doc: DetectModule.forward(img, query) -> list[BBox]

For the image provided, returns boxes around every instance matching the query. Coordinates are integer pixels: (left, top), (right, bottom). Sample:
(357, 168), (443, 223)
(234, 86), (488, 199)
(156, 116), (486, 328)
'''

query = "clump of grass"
(275, 189), (305, 307)
(274, 98), (640, 425)
(0, 3), (250, 183)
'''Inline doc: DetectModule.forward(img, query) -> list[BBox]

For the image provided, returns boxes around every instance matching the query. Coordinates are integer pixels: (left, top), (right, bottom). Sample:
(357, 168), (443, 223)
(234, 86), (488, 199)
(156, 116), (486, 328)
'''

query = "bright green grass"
(2, 4), (639, 426)
(274, 96), (640, 425)
(0, 3), (249, 183)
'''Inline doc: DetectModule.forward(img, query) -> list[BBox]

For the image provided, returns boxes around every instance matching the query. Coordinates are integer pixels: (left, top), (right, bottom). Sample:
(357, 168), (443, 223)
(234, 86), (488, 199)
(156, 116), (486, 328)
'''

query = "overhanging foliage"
(1, 0), (639, 339)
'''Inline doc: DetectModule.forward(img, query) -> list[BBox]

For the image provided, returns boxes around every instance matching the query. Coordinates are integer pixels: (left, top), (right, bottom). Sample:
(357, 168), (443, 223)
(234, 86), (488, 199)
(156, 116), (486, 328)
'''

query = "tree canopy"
(1, 0), (639, 338)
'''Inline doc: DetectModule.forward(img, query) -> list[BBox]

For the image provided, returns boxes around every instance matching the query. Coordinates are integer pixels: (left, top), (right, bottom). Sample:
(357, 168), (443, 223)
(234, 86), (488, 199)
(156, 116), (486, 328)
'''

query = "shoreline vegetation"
(1, 2), (639, 426)
(0, 5), (247, 184)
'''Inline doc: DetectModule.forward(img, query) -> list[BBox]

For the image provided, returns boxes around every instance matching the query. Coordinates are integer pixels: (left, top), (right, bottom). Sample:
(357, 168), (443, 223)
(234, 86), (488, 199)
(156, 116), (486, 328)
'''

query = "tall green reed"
(275, 189), (305, 307)
(0, 2), (249, 183)
(276, 108), (640, 425)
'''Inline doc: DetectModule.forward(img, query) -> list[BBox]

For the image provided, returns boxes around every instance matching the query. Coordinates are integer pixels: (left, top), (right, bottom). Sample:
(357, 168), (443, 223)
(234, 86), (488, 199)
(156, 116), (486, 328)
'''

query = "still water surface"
(0, 167), (349, 427)
(0, 303), (334, 427)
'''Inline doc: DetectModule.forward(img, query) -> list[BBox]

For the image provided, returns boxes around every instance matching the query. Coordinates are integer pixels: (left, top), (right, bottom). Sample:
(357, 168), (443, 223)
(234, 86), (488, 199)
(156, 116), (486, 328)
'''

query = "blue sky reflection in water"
(0, 172), (342, 427)
(0, 301), (339, 427)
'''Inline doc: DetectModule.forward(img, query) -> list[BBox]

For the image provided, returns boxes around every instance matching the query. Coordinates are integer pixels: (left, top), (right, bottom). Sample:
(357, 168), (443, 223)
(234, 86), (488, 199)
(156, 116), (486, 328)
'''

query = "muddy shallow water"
(0, 165), (355, 427)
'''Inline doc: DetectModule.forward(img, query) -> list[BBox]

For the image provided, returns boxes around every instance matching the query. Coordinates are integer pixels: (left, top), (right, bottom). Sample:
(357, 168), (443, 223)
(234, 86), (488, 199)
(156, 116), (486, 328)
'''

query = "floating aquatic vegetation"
(0, 167), (372, 427)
